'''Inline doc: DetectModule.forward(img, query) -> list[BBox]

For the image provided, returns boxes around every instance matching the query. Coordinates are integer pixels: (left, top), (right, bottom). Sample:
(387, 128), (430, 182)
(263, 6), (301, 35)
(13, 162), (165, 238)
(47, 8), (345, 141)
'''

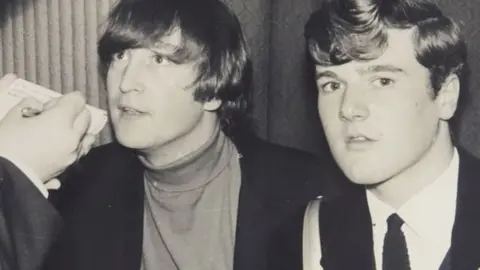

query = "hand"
(0, 85), (93, 182)
(41, 94), (96, 160)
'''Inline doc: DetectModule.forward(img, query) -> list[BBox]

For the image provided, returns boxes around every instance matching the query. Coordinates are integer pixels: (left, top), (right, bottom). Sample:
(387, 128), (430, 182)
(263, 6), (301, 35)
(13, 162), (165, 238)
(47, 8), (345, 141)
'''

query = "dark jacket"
(43, 136), (337, 270)
(268, 147), (480, 270)
(0, 157), (61, 270)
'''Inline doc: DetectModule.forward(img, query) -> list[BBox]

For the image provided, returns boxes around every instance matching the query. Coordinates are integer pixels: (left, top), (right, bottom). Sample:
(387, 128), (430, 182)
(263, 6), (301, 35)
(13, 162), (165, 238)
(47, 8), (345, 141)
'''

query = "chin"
(341, 165), (388, 186)
(347, 175), (384, 186)
(114, 132), (153, 150)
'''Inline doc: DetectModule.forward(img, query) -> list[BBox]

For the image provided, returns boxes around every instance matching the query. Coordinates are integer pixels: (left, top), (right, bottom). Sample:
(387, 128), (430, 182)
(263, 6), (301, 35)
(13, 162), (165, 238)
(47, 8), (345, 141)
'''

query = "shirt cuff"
(0, 154), (49, 198)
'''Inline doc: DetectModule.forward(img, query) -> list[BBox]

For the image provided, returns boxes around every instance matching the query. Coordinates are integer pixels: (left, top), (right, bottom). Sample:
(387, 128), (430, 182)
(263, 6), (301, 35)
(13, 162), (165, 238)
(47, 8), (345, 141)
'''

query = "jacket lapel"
(65, 148), (145, 270)
(318, 148), (480, 270)
(449, 148), (480, 269)
(321, 186), (375, 270)
(115, 159), (145, 270)
(438, 249), (451, 270)
(233, 151), (269, 270)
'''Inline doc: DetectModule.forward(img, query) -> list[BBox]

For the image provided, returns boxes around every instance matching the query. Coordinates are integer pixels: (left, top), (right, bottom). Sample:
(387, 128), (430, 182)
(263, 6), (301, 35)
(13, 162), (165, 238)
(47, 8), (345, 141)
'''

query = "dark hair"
(98, 0), (251, 137)
(304, 0), (470, 138)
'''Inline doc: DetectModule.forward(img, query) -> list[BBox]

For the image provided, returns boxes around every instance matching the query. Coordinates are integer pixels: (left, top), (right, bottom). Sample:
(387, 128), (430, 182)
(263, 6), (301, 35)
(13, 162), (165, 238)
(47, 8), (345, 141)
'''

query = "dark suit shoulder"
(237, 135), (318, 163)
(458, 147), (480, 172)
(237, 136), (322, 184)
(455, 146), (480, 194)
(236, 137), (339, 223)
(0, 157), (23, 181)
(65, 142), (138, 177)
(243, 136), (342, 194)
(239, 136), (320, 182)
(50, 142), (141, 210)
(77, 142), (136, 167)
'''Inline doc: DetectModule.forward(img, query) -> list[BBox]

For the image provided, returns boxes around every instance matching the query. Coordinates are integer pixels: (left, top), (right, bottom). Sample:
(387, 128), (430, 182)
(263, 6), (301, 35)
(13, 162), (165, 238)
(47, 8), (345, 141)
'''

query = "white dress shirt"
(0, 154), (49, 198)
(366, 148), (459, 270)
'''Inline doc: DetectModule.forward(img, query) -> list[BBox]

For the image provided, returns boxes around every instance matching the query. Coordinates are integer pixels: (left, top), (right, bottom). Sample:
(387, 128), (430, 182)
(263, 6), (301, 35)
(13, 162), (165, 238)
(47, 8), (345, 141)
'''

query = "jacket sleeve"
(0, 157), (62, 270)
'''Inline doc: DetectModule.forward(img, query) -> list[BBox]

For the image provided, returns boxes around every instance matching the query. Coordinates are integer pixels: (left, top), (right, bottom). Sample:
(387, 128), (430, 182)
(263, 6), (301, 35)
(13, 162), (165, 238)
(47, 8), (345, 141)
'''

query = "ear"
(435, 74), (460, 121)
(203, 99), (222, 112)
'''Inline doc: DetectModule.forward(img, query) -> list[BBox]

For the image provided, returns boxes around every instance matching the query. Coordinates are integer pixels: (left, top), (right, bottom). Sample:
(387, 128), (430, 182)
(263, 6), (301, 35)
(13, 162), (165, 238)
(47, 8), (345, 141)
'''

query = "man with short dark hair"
(42, 0), (331, 269)
(269, 0), (480, 269)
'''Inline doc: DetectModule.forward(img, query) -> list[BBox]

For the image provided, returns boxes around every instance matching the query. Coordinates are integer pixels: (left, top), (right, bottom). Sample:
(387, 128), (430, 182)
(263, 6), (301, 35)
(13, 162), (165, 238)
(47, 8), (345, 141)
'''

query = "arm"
(0, 155), (48, 198)
(0, 74), (94, 270)
(0, 158), (62, 270)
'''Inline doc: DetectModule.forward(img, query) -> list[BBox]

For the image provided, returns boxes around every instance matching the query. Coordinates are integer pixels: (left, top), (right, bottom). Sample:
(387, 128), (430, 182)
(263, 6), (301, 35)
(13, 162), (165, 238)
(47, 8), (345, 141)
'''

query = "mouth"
(346, 135), (373, 143)
(345, 134), (377, 150)
(118, 105), (146, 115)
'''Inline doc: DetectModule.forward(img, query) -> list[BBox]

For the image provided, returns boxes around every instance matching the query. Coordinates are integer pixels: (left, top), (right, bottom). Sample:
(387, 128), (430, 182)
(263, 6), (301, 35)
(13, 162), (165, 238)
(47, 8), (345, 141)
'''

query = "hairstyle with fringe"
(304, 0), (470, 138)
(98, 0), (251, 138)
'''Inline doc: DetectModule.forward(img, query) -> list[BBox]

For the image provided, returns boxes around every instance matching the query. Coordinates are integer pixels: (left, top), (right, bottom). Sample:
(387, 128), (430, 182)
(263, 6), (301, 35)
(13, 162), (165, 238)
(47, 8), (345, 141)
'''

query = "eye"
(112, 50), (127, 61)
(320, 81), (343, 93)
(153, 54), (170, 65)
(372, 77), (395, 87)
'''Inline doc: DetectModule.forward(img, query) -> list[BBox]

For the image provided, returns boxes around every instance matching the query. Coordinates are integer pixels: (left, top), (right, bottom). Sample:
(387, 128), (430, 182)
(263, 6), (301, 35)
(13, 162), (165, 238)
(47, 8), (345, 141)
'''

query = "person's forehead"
(152, 28), (183, 52)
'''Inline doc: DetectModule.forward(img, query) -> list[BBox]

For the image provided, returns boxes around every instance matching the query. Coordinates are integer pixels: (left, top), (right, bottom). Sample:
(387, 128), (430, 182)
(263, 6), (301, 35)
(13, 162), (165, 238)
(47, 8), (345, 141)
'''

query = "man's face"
(106, 29), (219, 153)
(316, 29), (455, 185)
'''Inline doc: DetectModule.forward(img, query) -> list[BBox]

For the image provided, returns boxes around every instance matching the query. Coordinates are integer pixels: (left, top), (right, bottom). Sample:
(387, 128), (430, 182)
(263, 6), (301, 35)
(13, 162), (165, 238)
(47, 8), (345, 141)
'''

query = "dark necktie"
(382, 213), (411, 270)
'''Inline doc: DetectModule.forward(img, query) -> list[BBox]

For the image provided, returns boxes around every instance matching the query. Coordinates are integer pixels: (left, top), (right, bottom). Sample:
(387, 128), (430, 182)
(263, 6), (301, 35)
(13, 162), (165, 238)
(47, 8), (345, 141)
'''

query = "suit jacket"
(268, 147), (480, 270)
(42, 136), (337, 270)
(0, 158), (61, 270)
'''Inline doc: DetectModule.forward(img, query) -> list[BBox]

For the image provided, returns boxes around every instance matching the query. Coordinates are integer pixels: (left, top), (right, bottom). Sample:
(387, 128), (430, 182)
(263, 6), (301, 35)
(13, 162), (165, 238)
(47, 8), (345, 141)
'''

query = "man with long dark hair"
(43, 0), (331, 269)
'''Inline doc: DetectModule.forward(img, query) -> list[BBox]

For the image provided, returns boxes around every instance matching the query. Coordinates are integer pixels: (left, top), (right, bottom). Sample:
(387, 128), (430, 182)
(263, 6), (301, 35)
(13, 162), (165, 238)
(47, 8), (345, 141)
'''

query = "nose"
(339, 88), (370, 121)
(119, 58), (144, 94)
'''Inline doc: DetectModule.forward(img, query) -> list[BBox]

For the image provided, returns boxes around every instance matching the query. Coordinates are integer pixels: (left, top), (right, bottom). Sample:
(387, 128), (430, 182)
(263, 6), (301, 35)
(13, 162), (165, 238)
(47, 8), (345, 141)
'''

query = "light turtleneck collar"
(138, 124), (231, 192)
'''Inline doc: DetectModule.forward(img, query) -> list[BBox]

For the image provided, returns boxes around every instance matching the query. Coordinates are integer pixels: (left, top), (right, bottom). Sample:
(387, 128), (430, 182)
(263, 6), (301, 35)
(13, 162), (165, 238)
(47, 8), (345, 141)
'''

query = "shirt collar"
(367, 147), (459, 242)
(367, 188), (395, 228)
(399, 147), (459, 241)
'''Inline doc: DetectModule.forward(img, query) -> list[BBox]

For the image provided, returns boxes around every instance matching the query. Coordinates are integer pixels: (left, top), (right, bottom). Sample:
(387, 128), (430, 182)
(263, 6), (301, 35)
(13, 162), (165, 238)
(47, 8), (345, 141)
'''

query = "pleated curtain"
(0, 0), (117, 144)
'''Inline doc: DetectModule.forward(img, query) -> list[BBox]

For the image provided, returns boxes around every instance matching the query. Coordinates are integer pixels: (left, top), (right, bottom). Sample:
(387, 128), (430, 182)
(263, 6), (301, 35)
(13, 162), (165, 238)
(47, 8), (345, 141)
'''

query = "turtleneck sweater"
(140, 128), (242, 270)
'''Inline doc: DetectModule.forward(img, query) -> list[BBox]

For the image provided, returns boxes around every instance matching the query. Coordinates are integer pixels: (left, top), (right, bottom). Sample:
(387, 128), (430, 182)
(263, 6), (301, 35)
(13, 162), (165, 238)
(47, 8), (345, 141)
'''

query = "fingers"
(73, 108), (92, 135)
(42, 92), (92, 135)
(10, 97), (44, 118)
(77, 134), (96, 159)
(48, 92), (87, 123)
(43, 97), (59, 110)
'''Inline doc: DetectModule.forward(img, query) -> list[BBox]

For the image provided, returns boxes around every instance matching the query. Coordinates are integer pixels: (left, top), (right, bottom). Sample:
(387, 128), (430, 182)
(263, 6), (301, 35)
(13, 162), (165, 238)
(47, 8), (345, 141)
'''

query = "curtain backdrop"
(0, 0), (116, 144)
(0, 0), (479, 157)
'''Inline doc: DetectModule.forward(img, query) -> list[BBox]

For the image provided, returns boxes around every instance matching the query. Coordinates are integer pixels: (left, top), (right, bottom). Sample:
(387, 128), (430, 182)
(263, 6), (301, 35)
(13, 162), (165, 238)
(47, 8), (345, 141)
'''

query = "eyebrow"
(357, 64), (407, 75)
(314, 64), (407, 81)
(150, 44), (185, 61)
(315, 70), (339, 80)
(151, 41), (179, 54)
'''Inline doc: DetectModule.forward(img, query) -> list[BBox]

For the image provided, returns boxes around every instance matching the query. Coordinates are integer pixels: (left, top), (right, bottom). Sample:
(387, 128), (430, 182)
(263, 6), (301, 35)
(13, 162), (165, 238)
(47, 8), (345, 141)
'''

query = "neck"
(141, 127), (226, 191)
(138, 113), (219, 168)
(369, 123), (455, 209)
